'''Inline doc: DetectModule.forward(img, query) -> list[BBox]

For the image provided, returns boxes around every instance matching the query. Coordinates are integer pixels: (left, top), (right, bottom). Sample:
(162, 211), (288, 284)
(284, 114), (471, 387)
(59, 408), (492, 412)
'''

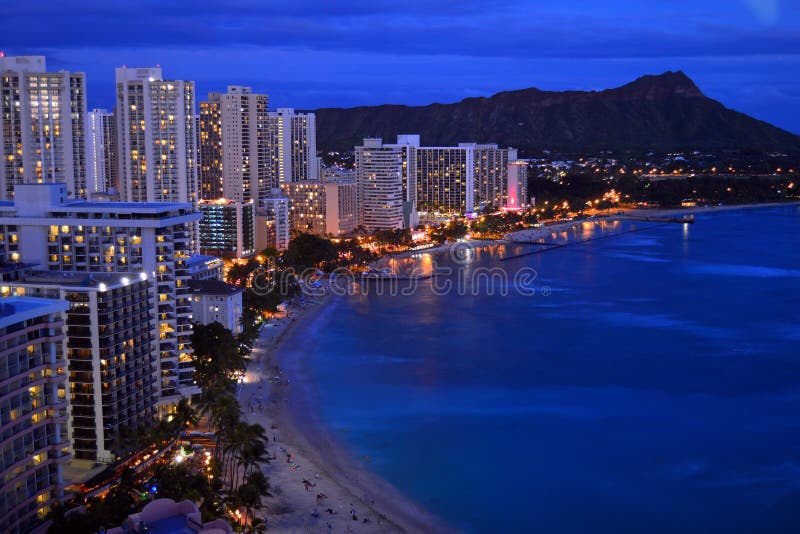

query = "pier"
(500, 222), (671, 262)
(614, 214), (694, 224)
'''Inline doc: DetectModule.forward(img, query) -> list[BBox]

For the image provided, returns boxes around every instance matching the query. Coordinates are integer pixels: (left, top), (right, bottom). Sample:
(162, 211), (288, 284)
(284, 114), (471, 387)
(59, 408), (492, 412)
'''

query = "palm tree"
(211, 394), (242, 466)
(238, 438), (269, 483)
(171, 398), (199, 434)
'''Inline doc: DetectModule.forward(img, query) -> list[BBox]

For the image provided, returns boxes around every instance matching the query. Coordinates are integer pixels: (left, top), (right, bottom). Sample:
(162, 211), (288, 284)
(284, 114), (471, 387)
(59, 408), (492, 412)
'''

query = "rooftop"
(0, 296), (68, 329)
(187, 254), (223, 267)
(18, 270), (149, 289)
(188, 279), (242, 296)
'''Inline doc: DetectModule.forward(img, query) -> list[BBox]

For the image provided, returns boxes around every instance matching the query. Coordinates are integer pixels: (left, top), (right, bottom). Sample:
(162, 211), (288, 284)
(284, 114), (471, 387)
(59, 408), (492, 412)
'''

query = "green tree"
(282, 233), (338, 271)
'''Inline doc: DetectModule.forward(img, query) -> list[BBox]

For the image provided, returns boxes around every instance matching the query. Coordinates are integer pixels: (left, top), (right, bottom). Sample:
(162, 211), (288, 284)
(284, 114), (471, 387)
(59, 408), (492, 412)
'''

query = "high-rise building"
(462, 143), (518, 209)
(199, 87), (270, 203)
(0, 55), (87, 200)
(198, 199), (255, 259)
(0, 183), (202, 411)
(6, 272), (157, 464)
(115, 66), (198, 248)
(323, 178), (358, 236)
(198, 97), (223, 200)
(281, 181), (327, 235)
(507, 160), (529, 209)
(355, 138), (405, 231)
(416, 145), (475, 216)
(0, 296), (70, 533)
(86, 108), (117, 194)
(268, 108), (318, 183)
(256, 192), (290, 252)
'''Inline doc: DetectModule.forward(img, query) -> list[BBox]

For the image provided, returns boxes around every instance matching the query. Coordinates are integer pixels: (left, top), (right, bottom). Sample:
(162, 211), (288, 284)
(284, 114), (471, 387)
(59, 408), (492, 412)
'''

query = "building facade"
(355, 138), (406, 231)
(199, 87), (270, 203)
(0, 183), (202, 411)
(281, 181), (327, 236)
(323, 179), (357, 236)
(198, 199), (255, 259)
(198, 98), (222, 200)
(415, 145), (475, 216)
(115, 66), (198, 249)
(0, 296), (70, 533)
(463, 143), (518, 209)
(0, 55), (87, 200)
(268, 108), (318, 183)
(189, 279), (243, 335)
(186, 254), (224, 281)
(7, 272), (158, 464)
(86, 108), (117, 194)
(507, 160), (529, 209)
(256, 193), (290, 252)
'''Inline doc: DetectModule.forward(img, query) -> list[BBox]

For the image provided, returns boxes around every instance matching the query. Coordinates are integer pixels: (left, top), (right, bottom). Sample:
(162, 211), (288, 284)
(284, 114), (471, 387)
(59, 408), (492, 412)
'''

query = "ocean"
(305, 206), (800, 533)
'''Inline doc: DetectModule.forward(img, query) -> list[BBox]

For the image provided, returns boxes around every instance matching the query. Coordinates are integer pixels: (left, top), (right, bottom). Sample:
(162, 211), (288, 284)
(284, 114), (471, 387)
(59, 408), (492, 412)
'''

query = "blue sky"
(2, 0), (799, 133)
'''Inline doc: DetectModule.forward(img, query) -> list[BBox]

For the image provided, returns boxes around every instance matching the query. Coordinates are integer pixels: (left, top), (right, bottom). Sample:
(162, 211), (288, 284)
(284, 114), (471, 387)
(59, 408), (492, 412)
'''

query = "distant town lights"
(140, 272), (148, 281)
(121, 277), (130, 286)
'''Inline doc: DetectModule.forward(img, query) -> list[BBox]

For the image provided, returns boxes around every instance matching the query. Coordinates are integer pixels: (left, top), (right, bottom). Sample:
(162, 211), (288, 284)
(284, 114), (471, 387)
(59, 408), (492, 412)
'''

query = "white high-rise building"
(6, 271), (158, 464)
(268, 108), (318, 183)
(256, 191), (291, 252)
(355, 138), (406, 231)
(115, 66), (198, 248)
(461, 143), (518, 209)
(0, 55), (87, 200)
(86, 108), (117, 194)
(507, 160), (529, 209)
(0, 296), (70, 533)
(199, 86), (270, 202)
(0, 183), (202, 412)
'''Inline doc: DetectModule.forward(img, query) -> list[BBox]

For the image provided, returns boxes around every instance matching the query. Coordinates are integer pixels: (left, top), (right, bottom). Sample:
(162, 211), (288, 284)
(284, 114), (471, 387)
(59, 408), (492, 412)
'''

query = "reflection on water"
(310, 207), (800, 534)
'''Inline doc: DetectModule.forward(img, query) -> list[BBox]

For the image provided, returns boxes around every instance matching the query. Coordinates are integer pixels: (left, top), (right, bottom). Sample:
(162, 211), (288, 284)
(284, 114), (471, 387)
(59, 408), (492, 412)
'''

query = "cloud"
(2, 1), (799, 60)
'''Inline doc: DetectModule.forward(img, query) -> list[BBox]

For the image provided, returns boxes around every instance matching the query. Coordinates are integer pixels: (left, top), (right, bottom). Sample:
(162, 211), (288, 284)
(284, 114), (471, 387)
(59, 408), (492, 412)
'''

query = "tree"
(191, 322), (244, 392)
(282, 233), (338, 272)
(171, 398), (198, 433)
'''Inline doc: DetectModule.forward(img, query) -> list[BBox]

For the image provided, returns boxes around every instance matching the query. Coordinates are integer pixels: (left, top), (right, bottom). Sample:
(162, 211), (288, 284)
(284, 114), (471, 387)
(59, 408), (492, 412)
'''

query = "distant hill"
(311, 71), (800, 154)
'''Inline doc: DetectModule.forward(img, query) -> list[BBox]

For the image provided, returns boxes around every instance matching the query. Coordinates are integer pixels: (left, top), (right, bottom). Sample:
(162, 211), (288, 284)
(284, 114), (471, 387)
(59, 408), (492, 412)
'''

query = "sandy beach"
(237, 294), (453, 533)
(616, 200), (800, 218)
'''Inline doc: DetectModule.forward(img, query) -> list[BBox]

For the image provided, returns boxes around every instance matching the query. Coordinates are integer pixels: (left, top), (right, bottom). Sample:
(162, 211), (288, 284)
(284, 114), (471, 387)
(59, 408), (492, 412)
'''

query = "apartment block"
(268, 108), (318, 183)
(86, 108), (117, 194)
(255, 193), (290, 252)
(281, 181), (327, 235)
(462, 143), (518, 209)
(355, 138), (406, 231)
(323, 179), (357, 236)
(0, 55), (87, 200)
(0, 296), (70, 533)
(6, 272), (157, 464)
(198, 199), (255, 259)
(199, 87), (270, 203)
(0, 183), (202, 411)
(115, 66), (198, 250)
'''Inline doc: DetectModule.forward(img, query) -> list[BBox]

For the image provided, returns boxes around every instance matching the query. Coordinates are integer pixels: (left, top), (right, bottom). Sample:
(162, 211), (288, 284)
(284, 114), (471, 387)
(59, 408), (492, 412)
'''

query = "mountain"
(310, 71), (800, 154)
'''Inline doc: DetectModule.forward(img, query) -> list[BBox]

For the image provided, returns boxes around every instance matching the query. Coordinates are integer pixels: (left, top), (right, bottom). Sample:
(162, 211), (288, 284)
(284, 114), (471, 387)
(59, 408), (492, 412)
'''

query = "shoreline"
(241, 293), (453, 533)
(506, 200), (800, 243)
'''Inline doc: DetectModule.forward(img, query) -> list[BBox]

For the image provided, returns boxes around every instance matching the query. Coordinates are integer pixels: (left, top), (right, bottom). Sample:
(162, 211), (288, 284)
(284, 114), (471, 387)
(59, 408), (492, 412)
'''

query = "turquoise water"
(307, 206), (800, 533)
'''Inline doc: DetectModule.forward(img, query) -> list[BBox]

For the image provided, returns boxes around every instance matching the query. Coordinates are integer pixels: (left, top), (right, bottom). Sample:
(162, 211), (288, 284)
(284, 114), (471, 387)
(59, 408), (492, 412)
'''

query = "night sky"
(2, 0), (798, 133)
